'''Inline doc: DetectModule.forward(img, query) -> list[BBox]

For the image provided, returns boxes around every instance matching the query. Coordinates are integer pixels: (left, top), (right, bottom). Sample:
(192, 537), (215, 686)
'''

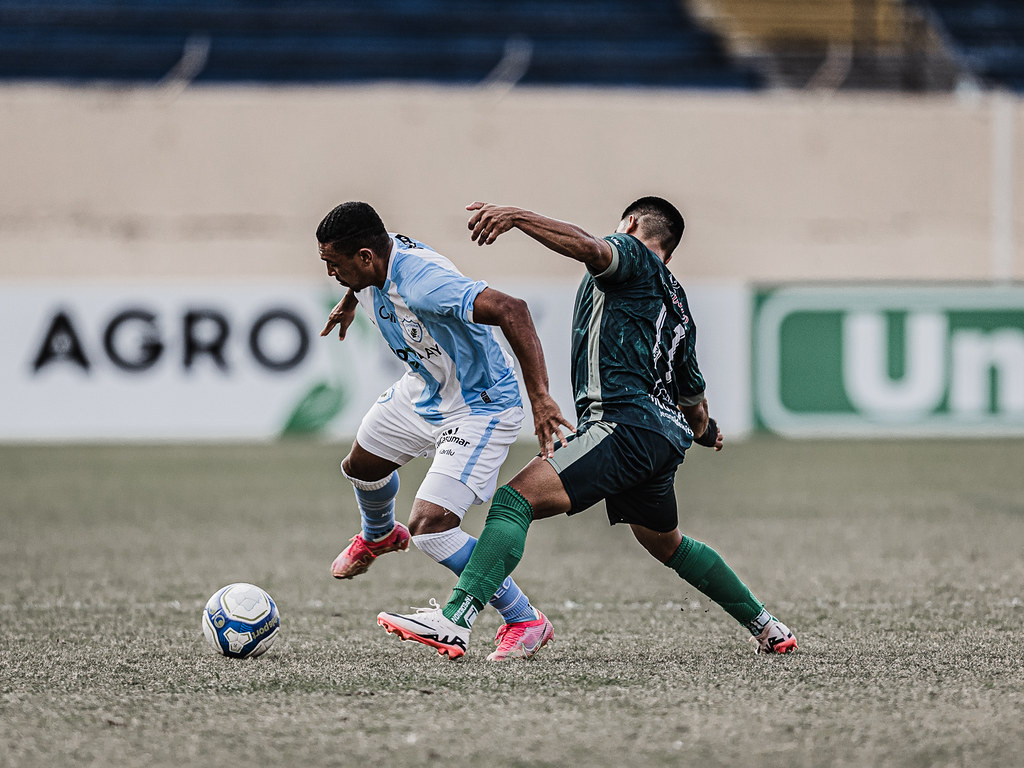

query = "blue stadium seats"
(0, 0), (761, 89)
(919, 0), (1024, 91)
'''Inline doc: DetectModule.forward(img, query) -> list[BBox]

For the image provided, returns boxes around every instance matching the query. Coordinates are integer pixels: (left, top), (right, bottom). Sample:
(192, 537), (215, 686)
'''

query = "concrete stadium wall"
(1, 84), (1022, 285)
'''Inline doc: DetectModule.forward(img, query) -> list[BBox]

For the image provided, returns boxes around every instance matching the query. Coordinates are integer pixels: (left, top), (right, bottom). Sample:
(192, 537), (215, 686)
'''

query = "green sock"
(666, 536), (764, 629)
(444, 485), (533, 629)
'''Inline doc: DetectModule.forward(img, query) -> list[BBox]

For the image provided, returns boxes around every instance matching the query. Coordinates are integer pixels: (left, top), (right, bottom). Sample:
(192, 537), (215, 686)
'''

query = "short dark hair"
(620, 196), (685, 256)
(316, 201), (390, 254)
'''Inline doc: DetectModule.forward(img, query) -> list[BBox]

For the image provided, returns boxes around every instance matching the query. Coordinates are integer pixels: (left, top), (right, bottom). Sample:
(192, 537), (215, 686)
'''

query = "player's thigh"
(543, 420), (632, 514)
(548, 420), (682, 524)
(427, 406), (524, 505)
(605, 471), (679, 533)
(506, 456), (572, 519)
(603, 428), (682, 532)
(410, 475), (478, 531)
(354, 380), (435, 465)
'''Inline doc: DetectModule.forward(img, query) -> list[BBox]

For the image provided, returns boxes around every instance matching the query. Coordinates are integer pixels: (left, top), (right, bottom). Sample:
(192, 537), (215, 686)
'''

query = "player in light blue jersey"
(317, 201), (572, 660)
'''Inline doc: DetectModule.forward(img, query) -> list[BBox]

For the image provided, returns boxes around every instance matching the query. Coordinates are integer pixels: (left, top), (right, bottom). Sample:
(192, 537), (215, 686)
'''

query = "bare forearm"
(510, 210), (609, 267)
(680, 398), (709, 439)
(467, 202), (612, 271)
(499, 300), (575, 455)
(472, 286), (573, 455)
(498, 298), (551, 402)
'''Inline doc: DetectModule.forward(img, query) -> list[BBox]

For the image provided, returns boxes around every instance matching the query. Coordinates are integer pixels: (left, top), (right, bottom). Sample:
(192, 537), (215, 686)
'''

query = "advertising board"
(754, 286), (1024, 436)
(1, 280), (748, 441)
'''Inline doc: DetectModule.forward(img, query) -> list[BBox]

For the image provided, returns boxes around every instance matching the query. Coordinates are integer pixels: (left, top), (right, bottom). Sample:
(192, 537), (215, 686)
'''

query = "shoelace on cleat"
(409, 598), (443, 614)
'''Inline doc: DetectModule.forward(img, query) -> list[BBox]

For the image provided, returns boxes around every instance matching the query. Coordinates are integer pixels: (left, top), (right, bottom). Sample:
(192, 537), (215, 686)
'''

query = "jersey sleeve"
(593, 234), (653, 289)
(401, 258), (487, 323)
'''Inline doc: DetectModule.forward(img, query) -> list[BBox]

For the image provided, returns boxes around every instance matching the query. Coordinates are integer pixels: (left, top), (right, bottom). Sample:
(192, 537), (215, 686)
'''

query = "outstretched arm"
(472, 287), (574, 457)
(467, 202), (614, 273)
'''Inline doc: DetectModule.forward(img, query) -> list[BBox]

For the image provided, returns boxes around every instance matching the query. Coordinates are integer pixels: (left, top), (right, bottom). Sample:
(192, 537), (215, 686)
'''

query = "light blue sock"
(346, 470), (400, 540)
(413, 530), (536, 624)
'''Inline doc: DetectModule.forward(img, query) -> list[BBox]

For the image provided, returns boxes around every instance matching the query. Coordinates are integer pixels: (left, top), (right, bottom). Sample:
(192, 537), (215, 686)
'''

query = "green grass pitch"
(2, 438), (1023, 767)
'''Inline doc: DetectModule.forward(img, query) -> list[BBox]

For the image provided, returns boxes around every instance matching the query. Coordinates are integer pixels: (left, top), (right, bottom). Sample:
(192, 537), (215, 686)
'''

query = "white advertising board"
(0, 280), (749, 441)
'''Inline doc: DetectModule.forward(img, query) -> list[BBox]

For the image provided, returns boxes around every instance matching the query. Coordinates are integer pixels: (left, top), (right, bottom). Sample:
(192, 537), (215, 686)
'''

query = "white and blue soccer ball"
(202, 583), (280, 659)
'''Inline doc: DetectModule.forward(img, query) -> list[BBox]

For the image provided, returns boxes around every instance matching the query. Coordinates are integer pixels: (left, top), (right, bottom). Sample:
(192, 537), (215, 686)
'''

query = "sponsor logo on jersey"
(438, 427), (471, 447)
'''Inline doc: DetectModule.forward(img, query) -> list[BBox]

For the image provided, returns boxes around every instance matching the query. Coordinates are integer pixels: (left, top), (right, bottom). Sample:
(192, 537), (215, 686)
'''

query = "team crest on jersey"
(401, 318), (424, 343)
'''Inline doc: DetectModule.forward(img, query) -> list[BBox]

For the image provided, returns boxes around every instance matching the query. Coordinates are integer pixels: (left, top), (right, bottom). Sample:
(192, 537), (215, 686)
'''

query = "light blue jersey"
(354, 233), (522, 423)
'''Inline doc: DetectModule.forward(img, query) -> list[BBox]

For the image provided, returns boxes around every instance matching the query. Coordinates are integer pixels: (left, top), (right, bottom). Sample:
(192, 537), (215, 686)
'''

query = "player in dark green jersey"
(378, 197), (797, 659)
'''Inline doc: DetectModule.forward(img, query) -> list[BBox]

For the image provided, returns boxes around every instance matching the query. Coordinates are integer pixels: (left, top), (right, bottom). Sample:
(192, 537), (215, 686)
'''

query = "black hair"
(316, 201), (390, 254)
(620, 196), (685, 256)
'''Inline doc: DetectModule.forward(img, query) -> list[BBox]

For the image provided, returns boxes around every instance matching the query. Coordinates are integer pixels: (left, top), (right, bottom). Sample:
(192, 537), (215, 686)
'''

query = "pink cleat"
(331, 522), (411, 579)
(487, 611), (554, 661)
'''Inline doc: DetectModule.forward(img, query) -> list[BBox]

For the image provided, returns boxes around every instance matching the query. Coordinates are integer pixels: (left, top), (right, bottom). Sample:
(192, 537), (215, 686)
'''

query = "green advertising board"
(754, 286), (1024, 436)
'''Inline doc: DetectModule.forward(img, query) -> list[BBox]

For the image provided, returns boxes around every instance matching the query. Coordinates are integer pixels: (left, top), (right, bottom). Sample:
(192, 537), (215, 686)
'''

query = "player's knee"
(340, 452), (373, 482)
(412, 473), (476, 533)
(340, 450), (394, 484)
(631, 525), (683, 564)
(340, 454), (355, 478)
(407, 508), (457, 536)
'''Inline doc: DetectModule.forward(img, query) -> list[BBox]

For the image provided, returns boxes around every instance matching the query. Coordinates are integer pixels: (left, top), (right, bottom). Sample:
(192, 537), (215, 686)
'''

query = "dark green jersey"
(570, 233), (706, 450)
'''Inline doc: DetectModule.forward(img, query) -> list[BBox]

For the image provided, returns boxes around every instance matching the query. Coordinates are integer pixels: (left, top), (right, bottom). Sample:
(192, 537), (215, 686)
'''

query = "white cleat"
(750, 617), (798, 654)
(377, 599), (470, 659)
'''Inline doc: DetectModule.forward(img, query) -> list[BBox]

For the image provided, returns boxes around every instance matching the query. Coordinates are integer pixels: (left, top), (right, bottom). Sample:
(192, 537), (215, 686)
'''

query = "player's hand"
(467, 202), (520, 246)
(531, 394), (575, 459)
(321, 296), (357, 341)
(693, 417), (724, 451)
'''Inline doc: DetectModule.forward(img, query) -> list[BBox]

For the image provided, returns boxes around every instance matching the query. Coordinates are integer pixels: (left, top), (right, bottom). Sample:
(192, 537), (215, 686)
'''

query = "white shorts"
(355, 375), (525, 506)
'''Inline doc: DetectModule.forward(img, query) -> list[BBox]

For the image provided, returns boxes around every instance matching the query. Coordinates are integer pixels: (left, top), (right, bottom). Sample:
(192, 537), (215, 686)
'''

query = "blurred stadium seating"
(0, 0), (1021, 92)
(0, 0), (759, 89)
(690, 0), (965, 90)
(695, 1), (1024, 93)
(923, 1), (1024, 91)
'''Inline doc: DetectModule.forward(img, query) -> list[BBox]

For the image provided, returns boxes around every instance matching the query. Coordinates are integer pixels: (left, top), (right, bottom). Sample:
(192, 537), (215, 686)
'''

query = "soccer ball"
(201, 583), (280, 659)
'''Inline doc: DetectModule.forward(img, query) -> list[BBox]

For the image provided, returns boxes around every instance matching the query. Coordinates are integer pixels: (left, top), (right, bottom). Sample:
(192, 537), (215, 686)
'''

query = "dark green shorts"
(546, 420), (685, 533)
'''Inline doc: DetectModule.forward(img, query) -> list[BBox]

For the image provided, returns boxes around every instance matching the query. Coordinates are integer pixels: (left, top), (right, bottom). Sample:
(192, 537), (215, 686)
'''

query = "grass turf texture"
(1, 438), (1022, 767)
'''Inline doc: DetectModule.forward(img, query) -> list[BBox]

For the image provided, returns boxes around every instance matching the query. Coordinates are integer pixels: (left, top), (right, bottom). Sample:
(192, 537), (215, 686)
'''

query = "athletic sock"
(344, 469), (399, 541)
(412, 529), (537, 624)
(747, 607), (773, 636)
(666, 536), (764, 629)
(443, 485), (533, 629)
